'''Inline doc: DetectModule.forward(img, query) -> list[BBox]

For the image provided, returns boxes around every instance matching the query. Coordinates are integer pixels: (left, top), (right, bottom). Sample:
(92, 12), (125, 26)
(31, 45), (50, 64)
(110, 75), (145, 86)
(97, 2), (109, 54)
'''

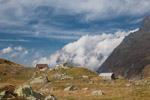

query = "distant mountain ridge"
(97, 15), (150, 80)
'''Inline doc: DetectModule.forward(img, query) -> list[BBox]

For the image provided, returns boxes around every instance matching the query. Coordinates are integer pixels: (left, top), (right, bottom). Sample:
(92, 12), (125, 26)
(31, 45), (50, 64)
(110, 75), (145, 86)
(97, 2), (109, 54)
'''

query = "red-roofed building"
(36, 64), (48, 69)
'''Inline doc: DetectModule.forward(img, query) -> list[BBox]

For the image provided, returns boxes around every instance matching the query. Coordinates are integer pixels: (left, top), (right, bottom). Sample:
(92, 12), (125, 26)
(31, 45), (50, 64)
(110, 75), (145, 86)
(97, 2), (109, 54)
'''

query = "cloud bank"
(0, 46), (28, 58)
(1, 0), (150, 23)
(33, 29), (138, 70)
(0, 0), (149, 40)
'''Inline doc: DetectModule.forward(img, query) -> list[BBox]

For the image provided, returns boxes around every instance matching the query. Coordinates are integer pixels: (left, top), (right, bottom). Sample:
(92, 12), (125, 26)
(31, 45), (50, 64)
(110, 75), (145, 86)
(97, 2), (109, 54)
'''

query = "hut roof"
(99, 73), (113, 77)
(36, 64), (48, 68)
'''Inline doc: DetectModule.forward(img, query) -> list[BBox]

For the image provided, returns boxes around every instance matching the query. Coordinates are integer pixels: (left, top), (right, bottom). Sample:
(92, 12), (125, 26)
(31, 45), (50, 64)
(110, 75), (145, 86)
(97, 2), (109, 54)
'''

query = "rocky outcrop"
(52, 73), (73, 80)
(30, 76), (50, 84)
(14, 85), (44, 99)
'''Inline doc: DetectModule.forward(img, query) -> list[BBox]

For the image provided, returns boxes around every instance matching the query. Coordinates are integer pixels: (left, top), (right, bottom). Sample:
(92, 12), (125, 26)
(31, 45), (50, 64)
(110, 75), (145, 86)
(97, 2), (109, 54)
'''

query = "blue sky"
(0, 0), (150, 67)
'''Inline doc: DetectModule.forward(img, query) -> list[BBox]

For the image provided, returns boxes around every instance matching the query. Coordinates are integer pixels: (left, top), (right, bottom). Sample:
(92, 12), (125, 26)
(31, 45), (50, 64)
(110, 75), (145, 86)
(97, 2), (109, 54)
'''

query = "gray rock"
(45, 95), (57, 100)
(0, 90), (7, 99)
(64, 86), (75, 91)
(73, 87), (80, 90)
(82, 88), (89, 90)
(92, 90), (103, 95)
(89, 81), (94, 84)
(52, 73), (62, 79)
(30, 76), (50, 84)
(52, 73), (73, 80)
(14, 85), (43, 99)
(32, 72), (36, 78)
(125, 83), (132, 87)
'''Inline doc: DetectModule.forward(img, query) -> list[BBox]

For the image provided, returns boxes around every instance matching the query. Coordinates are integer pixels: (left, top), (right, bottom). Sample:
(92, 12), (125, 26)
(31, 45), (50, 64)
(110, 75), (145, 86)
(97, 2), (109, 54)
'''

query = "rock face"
(14, 85), (43, 99)
(30, 76), (50, 84)
(97, 15), (150, 80)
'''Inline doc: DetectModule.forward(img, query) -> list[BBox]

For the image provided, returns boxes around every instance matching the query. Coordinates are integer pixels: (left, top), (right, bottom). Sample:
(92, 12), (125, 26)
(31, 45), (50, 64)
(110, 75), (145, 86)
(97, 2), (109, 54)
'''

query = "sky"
(0, 0), (150, 68)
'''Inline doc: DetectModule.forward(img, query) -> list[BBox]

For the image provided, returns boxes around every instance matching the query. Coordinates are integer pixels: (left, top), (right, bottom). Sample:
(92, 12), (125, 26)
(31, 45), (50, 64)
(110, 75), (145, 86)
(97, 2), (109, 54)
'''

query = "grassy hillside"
(30, 67), (150, 100)
(1, 58), (150, 100)
(0, 58), (33, 83)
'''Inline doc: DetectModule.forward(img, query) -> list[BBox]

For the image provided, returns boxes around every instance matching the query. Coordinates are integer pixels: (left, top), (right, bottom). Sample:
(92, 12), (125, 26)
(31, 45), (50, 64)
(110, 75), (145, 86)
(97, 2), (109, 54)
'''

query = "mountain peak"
(139, 15), (150, 32)
(97, 15), (150, 80)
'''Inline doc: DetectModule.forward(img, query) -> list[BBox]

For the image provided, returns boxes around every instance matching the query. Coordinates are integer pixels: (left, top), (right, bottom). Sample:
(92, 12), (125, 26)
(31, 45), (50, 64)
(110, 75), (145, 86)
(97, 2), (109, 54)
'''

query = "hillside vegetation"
(0, 58), (33, 83)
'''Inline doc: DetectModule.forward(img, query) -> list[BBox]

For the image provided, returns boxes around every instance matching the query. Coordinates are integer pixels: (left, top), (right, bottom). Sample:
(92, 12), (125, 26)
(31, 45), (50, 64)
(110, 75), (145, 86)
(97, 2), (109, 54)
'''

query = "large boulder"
(14, 85), (43, 99)
(64, 86), (76, 91)
(45, 94), (57, 100)
(30, 76), (50, 84)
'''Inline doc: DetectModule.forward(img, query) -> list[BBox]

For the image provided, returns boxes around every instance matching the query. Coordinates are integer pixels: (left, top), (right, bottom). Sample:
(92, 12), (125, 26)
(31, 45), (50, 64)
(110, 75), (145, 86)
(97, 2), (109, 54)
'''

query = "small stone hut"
(99, 73), (115, 80)
(36, 64), (48, 69)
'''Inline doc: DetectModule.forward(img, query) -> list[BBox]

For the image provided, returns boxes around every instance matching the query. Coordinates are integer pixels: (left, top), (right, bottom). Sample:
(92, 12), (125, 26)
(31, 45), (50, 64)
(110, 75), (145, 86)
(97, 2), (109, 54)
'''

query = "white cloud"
(40, 0), (150, 21)
(10, 52), (20, 58)
(21, 50), (28, 57)
(14, 46), (23, 51)
(0, 39), (30, 42)
(32, 29), (138, 70)
(1, 46), (28, 58)
(1, 47), (12, 53)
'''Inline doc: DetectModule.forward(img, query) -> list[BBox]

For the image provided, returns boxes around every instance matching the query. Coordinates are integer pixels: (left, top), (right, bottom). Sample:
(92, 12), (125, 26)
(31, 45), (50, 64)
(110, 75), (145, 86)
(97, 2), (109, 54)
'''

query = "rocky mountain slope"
(97, 15), (150, 80)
